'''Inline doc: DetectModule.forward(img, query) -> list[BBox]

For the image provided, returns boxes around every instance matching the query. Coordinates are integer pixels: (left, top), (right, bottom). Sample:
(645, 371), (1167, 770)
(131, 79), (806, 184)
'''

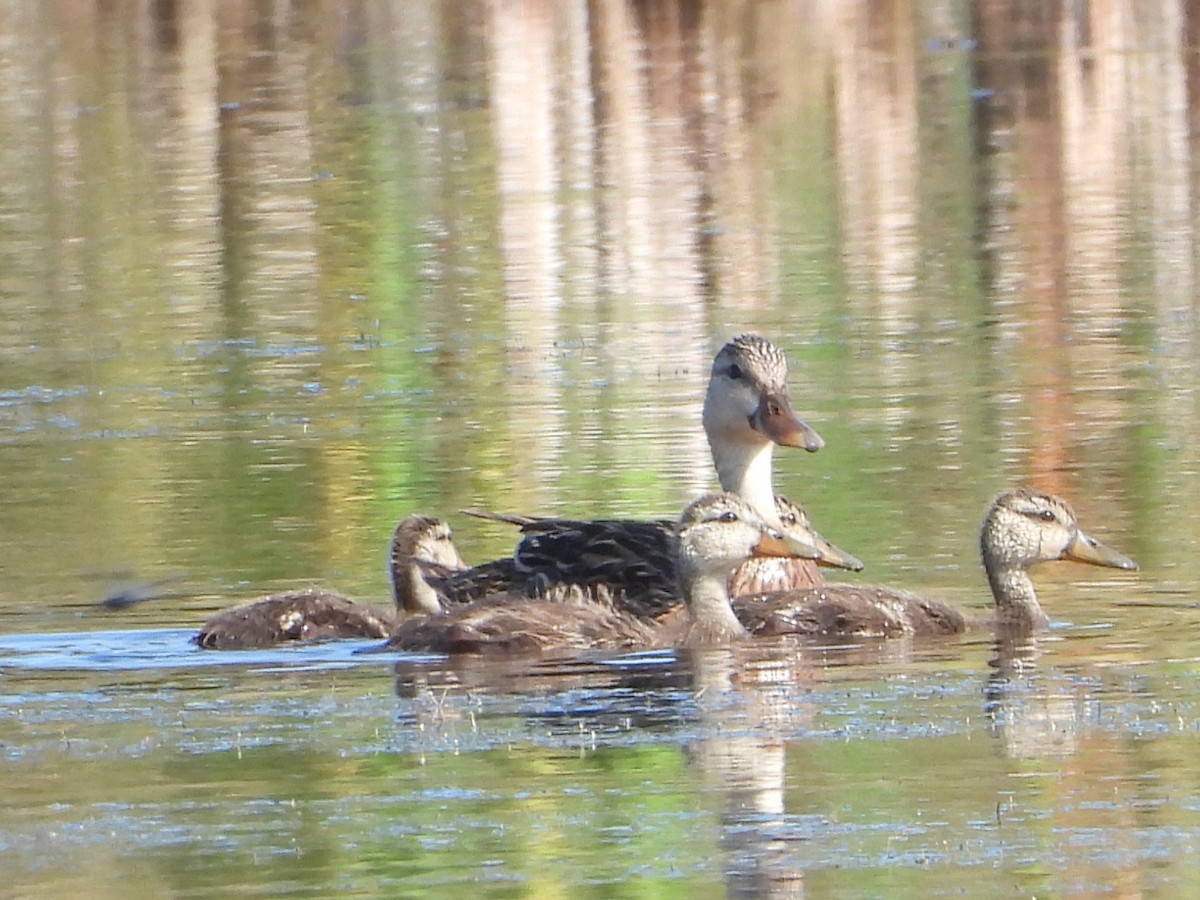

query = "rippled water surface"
(3, 1), (1200, 896)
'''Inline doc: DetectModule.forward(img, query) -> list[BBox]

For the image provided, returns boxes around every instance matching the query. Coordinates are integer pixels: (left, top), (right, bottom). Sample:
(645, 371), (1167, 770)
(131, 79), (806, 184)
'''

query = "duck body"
(195, 589), (396, 650)
(442, 512), (682, 617)
(386, 493), (815, 655)
(719, 488), (1137, 639)
(385, 594), (661, 656)
(444, 494), (862, 620)
(730, 585), (968, 638)
(194, 515), (466, 650)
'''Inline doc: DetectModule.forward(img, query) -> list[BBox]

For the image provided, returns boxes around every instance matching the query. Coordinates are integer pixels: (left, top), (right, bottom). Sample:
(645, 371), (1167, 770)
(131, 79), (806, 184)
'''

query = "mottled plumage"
(385, 493), (813, 655)
(196, 515), (466, 650)
(429, 335), (855, 614)
(720, 488), (1138, 638)
(438, 495), (862, 620)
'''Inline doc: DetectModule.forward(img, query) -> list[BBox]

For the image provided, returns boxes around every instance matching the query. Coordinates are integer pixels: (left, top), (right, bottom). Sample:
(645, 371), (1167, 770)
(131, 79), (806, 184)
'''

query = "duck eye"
(719, 511), (739, 523)
(727, 363), (743, 380)
(781, 512), (797, 525)
(1038, 510), (1056, 522)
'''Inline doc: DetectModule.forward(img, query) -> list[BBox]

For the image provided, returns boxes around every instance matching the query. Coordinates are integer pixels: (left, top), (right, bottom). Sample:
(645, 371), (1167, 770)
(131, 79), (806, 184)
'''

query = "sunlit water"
(3, 1), (1200, 896)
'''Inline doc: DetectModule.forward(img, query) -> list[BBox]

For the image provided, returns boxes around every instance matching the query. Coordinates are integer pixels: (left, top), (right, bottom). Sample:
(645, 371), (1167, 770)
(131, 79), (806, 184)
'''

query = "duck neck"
(709, 438), (781, 526)
(392, 565), (443, 616)
(685, 571), (750, 640)
(986, 564), (1050, 631)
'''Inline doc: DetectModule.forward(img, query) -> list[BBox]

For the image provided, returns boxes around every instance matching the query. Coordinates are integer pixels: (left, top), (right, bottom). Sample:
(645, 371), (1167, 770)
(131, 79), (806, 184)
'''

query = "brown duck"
(725, 488), (1138, 638)
(195, 515), (465, 650)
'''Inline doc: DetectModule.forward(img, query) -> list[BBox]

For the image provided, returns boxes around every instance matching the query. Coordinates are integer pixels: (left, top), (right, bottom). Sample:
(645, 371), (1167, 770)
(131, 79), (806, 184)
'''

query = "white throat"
(709, 436), (780, 527)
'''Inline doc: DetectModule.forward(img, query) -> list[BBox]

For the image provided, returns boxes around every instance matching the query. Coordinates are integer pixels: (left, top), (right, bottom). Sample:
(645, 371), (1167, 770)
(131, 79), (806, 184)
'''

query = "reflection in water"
(984, 636), (1089, 760)
(686, 646), (814, 898)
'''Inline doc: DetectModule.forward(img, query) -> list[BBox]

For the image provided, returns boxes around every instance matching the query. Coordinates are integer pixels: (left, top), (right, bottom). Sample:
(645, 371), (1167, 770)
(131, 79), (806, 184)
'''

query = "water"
(3, 0), (1200, 895)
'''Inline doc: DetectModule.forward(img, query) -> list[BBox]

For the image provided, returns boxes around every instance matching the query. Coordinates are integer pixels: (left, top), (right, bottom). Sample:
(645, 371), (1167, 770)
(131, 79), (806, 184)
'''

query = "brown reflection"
(487, 0), (572, 503)
(216, 1), (321, 325)
(835, 2), (920, 314)
(973, 3), (1073, 492)
(985, 636), (1085, 759)
(686, 645), (819, 897)
(971, 1), (1189, 505)
(150, 0), (222, 339)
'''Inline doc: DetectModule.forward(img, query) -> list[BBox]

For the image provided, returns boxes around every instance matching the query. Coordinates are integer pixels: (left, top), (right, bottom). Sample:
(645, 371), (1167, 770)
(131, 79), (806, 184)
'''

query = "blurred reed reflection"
(0, 1), (1189, 640)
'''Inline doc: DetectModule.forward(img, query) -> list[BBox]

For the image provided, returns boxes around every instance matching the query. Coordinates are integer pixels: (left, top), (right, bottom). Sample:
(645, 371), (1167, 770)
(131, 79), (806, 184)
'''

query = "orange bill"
(753, 390), (824, 452)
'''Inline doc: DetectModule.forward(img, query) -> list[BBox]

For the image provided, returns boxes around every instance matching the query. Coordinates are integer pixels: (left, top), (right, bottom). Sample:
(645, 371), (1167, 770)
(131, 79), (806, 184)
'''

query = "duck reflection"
(984, 635), (1090, 760)
(684, 644), (817, 898)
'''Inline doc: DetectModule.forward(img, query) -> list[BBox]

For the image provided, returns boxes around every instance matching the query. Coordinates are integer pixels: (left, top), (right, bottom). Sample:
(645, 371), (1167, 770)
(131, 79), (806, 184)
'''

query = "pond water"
(2, 1), (1200, 896)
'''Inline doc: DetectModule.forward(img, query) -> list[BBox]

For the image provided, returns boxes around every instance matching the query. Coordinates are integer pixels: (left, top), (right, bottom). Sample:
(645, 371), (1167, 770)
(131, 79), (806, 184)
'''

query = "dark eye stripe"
(1019, 509), (1056, 523)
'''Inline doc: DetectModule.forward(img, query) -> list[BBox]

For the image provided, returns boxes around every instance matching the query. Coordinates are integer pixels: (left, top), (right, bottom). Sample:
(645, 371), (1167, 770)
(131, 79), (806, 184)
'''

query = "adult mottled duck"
(194, 515), (466, 650)
(432, 334), (848, 615)
(726, 488), (1138, 638)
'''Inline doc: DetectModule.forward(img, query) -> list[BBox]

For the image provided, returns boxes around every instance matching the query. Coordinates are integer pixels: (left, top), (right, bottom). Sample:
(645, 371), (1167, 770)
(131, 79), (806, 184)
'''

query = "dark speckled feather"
(442, 511), (680, 617)
(195, 589), (396, 650)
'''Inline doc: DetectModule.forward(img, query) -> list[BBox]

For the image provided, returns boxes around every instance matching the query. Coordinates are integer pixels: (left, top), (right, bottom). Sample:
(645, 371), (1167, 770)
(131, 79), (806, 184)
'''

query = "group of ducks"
(196, 334), (1139, 653)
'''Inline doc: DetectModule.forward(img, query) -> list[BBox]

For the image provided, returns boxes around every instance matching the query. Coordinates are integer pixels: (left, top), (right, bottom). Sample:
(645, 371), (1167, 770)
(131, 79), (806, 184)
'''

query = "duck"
(384, 492), (823, 655)
(194, 515), (466, 650)
(429, 334), (845, 615)
(437, 493), (864, 620)
(721, 488), (1138, 638)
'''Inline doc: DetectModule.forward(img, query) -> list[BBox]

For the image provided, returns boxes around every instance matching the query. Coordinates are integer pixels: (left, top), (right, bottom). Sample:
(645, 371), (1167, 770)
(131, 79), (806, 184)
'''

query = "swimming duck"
(723, 488), (1138, 638)
(430, 335), (843, 613)
(385, 493), (821, 655)
(195, 515), (466, 650)
(437, 493), (863, 620)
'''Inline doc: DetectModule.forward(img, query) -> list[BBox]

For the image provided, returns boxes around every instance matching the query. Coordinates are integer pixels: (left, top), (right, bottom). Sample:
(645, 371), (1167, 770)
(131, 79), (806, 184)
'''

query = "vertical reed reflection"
(972, 0), (1184, 534)
(0, 0), (1188, 612)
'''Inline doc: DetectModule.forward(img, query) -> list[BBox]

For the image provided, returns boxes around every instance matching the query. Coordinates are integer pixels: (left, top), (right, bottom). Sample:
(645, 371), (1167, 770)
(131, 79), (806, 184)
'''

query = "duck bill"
(752, 391), (824, 452)
(811, 533), (865, 572)
(1063, 530), (1139, 571)
(754, 531), (821, 560)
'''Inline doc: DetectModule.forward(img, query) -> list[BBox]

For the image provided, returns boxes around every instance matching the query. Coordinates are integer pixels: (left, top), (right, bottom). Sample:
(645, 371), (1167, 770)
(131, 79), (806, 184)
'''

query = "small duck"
(195, 515), (465, 650)
(431, 335), (845, 612)
(724, 488), (1138, 638)
(385, 493), (822, 655)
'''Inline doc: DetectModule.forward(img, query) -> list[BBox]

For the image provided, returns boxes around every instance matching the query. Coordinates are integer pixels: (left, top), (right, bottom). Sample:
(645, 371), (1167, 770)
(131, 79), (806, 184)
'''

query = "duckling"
(431, 335), (842, 612)
(384, 493), (818, 655)
(726, 488), (1138, 638)
(195, 515), (466, 650)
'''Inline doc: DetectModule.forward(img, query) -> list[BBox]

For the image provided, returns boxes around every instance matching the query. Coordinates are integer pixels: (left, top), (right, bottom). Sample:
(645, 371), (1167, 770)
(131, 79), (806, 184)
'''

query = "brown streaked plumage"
(429, 335), (850, 612)
(434, 493), (862, 620)
(195, 515), (466, 650)
(385, 493), (816, 655)
(722, 488), (1138, 638)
